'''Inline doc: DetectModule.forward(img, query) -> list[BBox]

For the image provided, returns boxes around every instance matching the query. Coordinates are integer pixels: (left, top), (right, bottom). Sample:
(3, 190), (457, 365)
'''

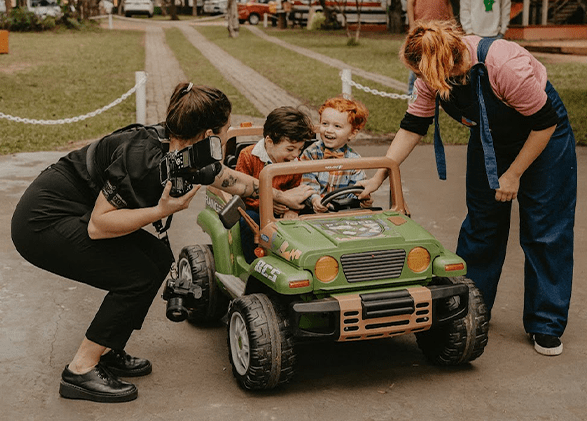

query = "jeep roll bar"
(258, 157), (407, 229)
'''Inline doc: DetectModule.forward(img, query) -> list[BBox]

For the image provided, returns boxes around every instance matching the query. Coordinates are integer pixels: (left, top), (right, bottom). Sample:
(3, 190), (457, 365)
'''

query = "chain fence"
(340, 69), (414, 103)
(0, 73), (148, 126)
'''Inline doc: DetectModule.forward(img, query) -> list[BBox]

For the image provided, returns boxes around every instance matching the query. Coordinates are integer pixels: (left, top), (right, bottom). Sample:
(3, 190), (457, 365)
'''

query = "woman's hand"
(156, 181), (200, 217)
(495, 171), (520, 202)
(277, 184), (314, 210)
(88, 182), (199, 240)
(357, 175), (384, 200)
(359, 194), (374, 208)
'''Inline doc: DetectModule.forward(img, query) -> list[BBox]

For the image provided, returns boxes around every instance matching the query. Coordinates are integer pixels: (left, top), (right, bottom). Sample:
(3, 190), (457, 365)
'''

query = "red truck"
(238, 0), (277, 25)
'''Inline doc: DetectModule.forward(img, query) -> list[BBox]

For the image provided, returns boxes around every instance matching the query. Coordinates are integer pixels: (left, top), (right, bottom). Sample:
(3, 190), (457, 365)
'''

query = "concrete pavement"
(1, 144), (586, 420)
(1, 16), (587, 420)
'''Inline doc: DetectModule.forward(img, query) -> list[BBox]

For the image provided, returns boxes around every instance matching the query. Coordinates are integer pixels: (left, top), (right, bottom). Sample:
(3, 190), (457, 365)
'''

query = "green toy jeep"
(162, 128), (489, 391)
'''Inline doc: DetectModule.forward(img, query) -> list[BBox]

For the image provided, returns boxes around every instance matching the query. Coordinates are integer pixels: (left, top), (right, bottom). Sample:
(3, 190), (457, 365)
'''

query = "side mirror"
(219, 195), (247, 229)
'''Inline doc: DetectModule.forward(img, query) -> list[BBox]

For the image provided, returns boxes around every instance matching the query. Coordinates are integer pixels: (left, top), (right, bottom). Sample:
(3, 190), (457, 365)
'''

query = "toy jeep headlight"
(315, 256), (339, 283)
(407, 247), (431, 273)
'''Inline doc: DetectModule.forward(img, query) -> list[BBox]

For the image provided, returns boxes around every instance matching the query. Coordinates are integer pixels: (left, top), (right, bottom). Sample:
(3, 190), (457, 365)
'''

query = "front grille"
(340, 249), (406, 283)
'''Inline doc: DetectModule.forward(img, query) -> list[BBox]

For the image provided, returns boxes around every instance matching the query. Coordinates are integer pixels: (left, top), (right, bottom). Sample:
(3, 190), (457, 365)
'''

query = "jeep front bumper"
(290, 284), (469, 341)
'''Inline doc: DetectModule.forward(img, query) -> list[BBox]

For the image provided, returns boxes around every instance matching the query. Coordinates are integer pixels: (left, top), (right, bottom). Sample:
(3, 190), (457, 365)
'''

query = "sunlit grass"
(0, 30), (144, 154)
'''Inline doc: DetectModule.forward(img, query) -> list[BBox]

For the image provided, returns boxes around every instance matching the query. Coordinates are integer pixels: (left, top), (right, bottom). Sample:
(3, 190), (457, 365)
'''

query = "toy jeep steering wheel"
(321, 185), (365, 211)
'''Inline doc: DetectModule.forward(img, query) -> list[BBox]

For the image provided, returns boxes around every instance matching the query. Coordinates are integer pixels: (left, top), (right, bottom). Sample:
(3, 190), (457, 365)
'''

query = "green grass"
(1, 24), (584, 155)
(541, 61), (587, 146)
(259, 27), (587, 146)
(196, 25), (470, 144)
(0, 29), (144, 154)
(164, 27), (261, 118)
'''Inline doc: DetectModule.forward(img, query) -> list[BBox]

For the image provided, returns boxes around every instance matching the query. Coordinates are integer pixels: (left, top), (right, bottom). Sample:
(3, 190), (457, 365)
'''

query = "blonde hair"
(400, 20), (471, 100)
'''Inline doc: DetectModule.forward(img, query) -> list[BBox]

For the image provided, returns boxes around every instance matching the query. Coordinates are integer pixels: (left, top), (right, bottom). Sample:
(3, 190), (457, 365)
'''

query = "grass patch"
(259, 27), (587, 146)
(0, 29), (145, 154)
(164, 27), (261, 118)
(541, 61), (587, 146)
(197, 25), (469, 144)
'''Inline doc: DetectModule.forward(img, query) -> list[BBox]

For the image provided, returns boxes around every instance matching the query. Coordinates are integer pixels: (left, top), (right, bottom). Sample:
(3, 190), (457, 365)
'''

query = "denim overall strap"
(474, 37), (500, 189)
(432, 37), (500, 188)
(433, 95), (446, 180)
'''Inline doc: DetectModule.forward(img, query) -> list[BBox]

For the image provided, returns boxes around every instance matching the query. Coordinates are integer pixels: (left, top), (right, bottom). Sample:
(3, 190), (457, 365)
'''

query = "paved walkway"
(145, 25), (187, 124)
(245, 25), (408, 93)
(109, 16), (400, 126)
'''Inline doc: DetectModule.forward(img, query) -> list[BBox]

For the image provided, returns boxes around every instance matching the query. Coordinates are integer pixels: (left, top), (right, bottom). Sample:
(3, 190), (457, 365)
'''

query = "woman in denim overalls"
(361, 20), (577, 356)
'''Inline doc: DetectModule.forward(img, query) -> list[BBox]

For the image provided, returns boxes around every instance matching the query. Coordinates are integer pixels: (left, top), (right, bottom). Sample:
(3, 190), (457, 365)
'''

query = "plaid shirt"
(300, 140), (365, 202)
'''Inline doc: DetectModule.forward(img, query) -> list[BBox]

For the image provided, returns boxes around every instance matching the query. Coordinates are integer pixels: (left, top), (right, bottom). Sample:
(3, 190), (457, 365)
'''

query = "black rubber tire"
(177, 245), (229, 323)
(227, 294), (296, 390)
(249, 13), (260, 25)
(416, 276), (489, 365)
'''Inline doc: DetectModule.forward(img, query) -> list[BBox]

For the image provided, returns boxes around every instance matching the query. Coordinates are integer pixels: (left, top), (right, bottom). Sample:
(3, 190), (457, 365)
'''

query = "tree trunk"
(170, 0), (179, 20)
(227, 0), (239, 38)
(354, 0), (362, 42)
(387, 0), (403, 33)
(118, 0), (125, 15)
(4, 0), (12, 14)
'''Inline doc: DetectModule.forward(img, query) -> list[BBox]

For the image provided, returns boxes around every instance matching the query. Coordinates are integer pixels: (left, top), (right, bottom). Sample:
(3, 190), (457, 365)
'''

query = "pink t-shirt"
(408, 37), (549, 119)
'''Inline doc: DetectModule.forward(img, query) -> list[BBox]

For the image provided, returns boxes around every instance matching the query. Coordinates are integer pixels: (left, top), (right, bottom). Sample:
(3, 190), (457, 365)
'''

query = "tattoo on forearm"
(221, 174), (238, 189)
(251, 182), (259, 199)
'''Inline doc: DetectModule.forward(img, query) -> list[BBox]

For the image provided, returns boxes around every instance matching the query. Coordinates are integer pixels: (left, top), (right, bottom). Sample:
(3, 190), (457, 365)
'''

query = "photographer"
(11, 82), (313, 403)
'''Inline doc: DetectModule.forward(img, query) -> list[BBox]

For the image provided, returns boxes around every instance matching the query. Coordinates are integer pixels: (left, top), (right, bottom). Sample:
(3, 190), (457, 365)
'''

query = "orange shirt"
(235, 143), (302, 212)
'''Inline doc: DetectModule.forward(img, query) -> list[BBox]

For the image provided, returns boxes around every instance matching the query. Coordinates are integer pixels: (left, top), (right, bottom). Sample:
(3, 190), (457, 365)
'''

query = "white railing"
(340, 69), (413, 102)
(0, 71), (147, 125)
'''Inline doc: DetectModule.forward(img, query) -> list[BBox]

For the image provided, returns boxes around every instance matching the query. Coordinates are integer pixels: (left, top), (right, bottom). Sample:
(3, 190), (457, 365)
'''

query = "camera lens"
(166, 297), (189, 322)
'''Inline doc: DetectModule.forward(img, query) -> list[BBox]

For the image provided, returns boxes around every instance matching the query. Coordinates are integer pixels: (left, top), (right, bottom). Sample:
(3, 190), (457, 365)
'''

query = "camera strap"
(153, 215), (174, 252)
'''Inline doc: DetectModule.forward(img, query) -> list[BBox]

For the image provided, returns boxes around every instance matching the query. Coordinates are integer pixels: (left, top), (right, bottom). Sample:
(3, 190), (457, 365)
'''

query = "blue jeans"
(407, 71), (417, 95)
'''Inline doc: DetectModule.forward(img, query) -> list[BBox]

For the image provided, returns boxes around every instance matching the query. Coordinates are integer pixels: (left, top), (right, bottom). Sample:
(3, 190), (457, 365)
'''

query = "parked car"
(27, 0), (62, 18)
(238, 0), (276, 25)
(203, 0), (227, 14)
(162, 126), (489, 390)
(124, 0), (154, 18)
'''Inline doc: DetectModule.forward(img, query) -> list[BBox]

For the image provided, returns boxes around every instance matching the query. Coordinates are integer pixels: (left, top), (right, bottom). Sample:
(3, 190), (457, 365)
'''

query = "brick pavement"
(145, 25), (187, 124)
(245, 25), (408, 93)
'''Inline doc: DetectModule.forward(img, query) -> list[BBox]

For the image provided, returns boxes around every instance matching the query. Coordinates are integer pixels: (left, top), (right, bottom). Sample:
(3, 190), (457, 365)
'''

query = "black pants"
(11, 167), (173, 350)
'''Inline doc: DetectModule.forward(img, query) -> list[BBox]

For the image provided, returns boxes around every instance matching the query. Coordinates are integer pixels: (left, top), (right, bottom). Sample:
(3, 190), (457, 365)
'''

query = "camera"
(162, 276), (203, 322)
(159, 135), (223, 197)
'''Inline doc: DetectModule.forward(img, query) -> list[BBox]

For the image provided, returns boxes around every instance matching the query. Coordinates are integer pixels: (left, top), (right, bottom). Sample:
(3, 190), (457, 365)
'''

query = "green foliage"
(0, 7), (44, 31)
(0, 6), (99, 32)
(308, 11), (325, 30)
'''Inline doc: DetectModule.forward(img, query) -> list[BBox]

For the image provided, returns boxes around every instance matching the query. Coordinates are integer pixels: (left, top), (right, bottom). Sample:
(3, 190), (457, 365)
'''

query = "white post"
(264, 13), (268, 27)
(341, 69), (352, 99)
(108, 13), (113, 29)
(522, 0), (530, 26)
(135, 71), (146, 125)
(541, 0), (548, 25)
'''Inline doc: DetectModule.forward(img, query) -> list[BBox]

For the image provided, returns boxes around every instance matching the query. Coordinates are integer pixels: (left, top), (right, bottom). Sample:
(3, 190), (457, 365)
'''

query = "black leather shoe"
(59, 364), (138, 403)
(100, 349), (152, 377)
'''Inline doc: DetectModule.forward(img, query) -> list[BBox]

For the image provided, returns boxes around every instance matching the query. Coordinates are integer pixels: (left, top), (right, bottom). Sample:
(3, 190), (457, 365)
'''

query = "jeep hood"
(260, 211), (440, 264)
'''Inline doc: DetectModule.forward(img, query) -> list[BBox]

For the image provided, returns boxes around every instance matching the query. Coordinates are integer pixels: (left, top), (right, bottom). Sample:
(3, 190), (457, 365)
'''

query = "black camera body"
(162, 277), (203, 322)
(159, 135), (223, 197)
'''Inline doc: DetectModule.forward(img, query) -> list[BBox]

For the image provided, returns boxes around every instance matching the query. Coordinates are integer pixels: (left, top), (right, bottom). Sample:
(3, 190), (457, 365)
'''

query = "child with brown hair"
(235, 106), (315, 262)
(301, 96), (372, 213)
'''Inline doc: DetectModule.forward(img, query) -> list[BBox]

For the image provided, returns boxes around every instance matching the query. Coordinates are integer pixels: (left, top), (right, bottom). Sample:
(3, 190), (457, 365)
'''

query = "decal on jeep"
(278, 241), (302, 261)
(312, 220), (384, 238)
(254, 260), (281, 282)
(205, 195), (223, 213)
